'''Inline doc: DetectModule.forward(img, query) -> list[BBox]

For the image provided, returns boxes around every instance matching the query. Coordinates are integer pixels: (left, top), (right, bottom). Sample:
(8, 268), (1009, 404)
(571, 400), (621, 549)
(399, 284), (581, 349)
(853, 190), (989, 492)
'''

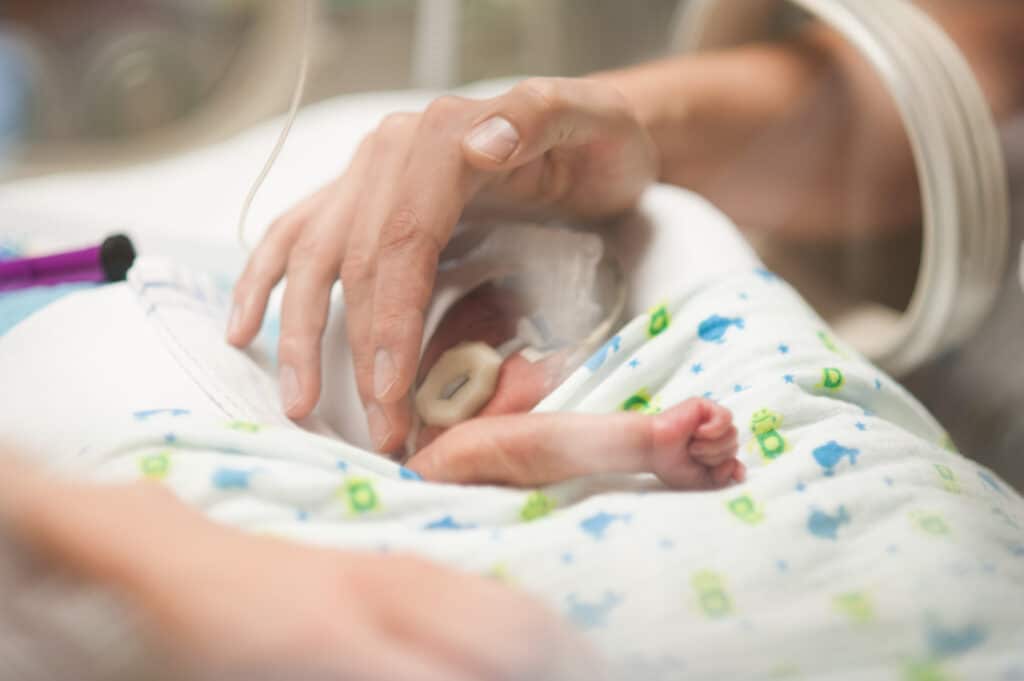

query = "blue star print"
(691, 363), (703, 374)
(783, 374), (795, 384)
(778, 344), (790, 354)
(424, 515), (476, 531)
(566, 593), (622, 630)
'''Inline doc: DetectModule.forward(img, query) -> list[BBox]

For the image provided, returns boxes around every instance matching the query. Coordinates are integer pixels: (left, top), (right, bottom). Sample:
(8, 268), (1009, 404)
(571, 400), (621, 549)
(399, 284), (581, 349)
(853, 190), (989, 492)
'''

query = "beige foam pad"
(415, 342), (503, 428)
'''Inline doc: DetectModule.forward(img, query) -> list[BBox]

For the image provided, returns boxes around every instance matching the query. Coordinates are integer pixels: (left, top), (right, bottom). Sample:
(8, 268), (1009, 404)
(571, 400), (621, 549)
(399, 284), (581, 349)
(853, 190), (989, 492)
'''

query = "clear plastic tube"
(673, 0), (1010, 375)
(236, 0), (315, 251)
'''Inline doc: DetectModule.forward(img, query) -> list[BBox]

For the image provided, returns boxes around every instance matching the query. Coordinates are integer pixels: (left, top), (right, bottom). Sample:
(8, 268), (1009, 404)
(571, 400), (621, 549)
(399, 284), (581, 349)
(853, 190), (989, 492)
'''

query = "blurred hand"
(0, 458), (598, 681)
(227, 77), (657, 453)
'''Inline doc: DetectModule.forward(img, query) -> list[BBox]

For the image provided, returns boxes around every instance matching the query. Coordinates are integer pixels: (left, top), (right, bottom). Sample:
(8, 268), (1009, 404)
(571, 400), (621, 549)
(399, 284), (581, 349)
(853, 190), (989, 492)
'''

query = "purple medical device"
(0, 234), (136, 292)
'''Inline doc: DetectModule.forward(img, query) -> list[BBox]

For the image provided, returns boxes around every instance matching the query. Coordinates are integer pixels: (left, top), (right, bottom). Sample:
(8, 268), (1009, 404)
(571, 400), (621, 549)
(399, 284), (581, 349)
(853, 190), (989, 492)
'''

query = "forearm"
(0, 459), (173, 681)
(594, 2), (1024, 239)
(595, 31), (918, 238)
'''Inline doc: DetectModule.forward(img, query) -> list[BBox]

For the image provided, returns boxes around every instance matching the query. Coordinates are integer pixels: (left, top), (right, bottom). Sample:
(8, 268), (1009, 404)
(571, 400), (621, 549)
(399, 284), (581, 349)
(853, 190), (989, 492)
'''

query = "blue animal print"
(566, 592), (623, 630)
(212, 468), (253, 490)
(927, 620), (987, 658)
(399, 467), (422, 481)
(133, 408), (190, 421)
(978, 470), (1008, 497)
(993, 506), (1020, 530)
(698, 315), (745, 344)
(424, 515), (476, 531)
(813, 441), (860, 476)
(584, 335), (622, 372)
(696, 315), (745, 342)
(808, 506), (850, 540)
(580, 512), (632, 540)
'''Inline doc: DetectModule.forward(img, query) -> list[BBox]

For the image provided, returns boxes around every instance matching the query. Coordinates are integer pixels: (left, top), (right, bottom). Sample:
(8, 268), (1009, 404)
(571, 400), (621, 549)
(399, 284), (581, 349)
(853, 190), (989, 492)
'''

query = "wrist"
(590, 37), (839, 186)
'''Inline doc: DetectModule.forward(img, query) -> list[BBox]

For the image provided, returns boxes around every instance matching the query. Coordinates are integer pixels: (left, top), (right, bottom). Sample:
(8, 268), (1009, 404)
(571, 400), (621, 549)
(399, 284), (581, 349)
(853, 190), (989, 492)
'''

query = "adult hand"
(227, 77), (657, 453)
(0, 458), (600, 681)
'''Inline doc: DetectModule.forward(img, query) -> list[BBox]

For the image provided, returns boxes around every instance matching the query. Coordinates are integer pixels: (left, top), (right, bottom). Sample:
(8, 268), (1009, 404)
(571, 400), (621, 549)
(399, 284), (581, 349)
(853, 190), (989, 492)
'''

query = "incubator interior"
(2, 3), (1024, 679)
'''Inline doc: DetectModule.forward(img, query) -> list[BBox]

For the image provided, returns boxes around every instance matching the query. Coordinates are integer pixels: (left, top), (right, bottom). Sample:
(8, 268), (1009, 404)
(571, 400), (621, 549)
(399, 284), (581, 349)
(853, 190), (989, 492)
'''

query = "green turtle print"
(817, 330), (846, 356)
(747, 408), (789, 461)
(727, 494), (765, 525)
(934, 464), (961, 494)
(911, 510), (951, 537)
(139, 451), (172, 480)
(621, 389), (661, 414)
(520, 491), (556, 522)
(647, 304), (671, 338)
(833, 592), (875, 624)
(342, 478), (380, 515)
(692, 571), (734, 619)
(817, 367), (845, 391)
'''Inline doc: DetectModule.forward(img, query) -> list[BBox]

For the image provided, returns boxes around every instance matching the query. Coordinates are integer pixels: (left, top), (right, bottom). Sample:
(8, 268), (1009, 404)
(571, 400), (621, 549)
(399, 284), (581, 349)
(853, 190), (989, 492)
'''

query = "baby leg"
(406, 398), (742, 489)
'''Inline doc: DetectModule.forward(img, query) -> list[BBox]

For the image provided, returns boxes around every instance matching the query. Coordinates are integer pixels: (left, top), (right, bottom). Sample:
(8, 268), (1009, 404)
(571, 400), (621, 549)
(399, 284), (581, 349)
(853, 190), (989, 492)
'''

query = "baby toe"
(694, 402), (734, 440)
(689, 430), (739, 465)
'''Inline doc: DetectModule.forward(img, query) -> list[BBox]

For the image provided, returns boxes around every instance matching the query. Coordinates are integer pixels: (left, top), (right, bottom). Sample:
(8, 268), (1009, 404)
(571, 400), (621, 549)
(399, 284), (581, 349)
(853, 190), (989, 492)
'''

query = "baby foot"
(647, 398), (744, 489)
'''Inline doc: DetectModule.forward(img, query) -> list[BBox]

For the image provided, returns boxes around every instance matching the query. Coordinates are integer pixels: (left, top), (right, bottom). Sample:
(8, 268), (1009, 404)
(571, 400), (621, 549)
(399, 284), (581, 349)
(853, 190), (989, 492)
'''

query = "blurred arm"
(595, 0), (1024, 239)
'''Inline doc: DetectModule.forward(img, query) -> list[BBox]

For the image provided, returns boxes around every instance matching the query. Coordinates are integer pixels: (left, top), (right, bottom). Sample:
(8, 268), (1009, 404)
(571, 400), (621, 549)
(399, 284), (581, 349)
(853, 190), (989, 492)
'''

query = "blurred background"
(0, 0), (680, 178)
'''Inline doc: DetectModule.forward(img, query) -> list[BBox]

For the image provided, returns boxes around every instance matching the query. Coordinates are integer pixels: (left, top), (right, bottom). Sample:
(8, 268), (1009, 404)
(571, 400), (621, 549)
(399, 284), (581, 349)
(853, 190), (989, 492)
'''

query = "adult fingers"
(228, 181), (336, 348)
(365, 555), (600, 681)
(341, 113), (419, 451)
(276, 138), (376, 418)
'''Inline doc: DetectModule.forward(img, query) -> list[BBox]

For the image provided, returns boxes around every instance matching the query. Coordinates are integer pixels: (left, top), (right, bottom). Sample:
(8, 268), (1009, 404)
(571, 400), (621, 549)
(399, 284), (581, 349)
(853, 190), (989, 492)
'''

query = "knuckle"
(424, 95), (465, 121)
(340, 250), (374, 287)
(378, 208), (441, 261)
(264, 211), (299, 241)
(376, 111), (416, 138)
(288, 235), (323, 266)
(278, 330), (321, 359)
(288, 240), (339, 284)
(516, 78), (564, 113)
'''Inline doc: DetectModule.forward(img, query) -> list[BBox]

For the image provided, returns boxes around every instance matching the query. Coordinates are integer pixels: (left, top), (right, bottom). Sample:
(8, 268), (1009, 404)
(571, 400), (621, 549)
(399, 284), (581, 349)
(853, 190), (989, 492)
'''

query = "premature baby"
(403, 225), (744, 490)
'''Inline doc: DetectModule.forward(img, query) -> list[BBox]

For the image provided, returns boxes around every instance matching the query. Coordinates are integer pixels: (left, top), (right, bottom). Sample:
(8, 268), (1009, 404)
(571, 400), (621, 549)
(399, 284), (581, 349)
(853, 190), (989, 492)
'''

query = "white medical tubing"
(236, 0), (315, 251)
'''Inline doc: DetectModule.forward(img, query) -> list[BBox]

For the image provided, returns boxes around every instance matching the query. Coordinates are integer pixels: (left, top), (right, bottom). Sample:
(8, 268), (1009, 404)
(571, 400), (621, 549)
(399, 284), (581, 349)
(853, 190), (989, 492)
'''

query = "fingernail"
(374, 348), (397, 400)
(280, 364), (301, 412)
(367, 403), (392, 451)
(465, 116), (519, 163)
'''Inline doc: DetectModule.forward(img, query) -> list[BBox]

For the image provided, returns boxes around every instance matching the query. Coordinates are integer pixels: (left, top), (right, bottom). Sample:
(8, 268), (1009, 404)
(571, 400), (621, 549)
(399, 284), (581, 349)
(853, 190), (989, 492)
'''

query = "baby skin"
(404, 283), (744, 490)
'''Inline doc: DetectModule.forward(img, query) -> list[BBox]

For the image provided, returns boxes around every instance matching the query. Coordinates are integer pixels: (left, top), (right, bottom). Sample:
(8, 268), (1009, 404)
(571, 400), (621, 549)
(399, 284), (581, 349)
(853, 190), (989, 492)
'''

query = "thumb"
(461, 77), (634, 170)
